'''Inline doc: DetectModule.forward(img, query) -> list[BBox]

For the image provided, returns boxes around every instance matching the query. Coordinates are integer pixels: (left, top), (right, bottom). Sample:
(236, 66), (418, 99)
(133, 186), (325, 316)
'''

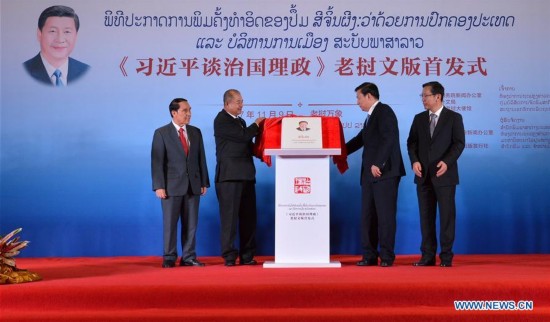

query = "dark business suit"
(23, 53), (90, 86)
(407, 107), (465, 263)
(151, 123), (210, 262)
(346, 103), (406, 264)
(214, 110), (259, 263)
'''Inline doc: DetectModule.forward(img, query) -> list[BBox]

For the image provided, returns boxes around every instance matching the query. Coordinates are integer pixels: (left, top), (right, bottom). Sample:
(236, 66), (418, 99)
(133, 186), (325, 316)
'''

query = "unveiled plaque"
(281, 117), (322, 149)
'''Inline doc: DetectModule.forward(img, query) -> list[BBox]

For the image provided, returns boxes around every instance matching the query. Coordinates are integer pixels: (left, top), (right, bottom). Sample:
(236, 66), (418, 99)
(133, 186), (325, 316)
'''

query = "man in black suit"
(151, 98), (210, 268)
(214, 89), (265, 266)
(407, 81), (465, 267)
(23, 5), (89, 86)
(345, 82), (406, 267)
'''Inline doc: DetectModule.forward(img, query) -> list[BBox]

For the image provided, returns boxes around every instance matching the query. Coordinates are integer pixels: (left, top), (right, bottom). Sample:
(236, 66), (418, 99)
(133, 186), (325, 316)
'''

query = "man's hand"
(155, 189), (167, 199)
(371, 165), (382, 177)
(436, 161), (448, 177)
(412, 162), (422, 177)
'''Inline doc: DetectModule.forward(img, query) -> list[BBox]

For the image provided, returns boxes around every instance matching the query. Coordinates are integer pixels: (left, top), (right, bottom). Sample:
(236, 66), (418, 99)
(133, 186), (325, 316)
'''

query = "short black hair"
(423, 81), (445, 100)
(169, 98), (188, 117)
(354, 82), (380, 100)
(38, 5), (80, 31)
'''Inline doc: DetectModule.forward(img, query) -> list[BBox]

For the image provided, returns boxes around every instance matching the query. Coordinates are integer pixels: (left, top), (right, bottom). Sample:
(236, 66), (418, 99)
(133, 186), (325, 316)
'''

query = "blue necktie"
(363, 114), (370, 128)
(53, 69), (63, 87)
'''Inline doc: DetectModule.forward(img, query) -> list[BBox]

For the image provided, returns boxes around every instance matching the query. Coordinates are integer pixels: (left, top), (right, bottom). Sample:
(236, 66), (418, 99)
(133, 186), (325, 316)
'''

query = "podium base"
(263, 261), (341, 268)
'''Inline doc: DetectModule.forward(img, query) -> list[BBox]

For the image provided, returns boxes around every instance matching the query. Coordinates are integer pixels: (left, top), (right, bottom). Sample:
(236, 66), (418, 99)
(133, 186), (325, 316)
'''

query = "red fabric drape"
(253, 116), (348, 174)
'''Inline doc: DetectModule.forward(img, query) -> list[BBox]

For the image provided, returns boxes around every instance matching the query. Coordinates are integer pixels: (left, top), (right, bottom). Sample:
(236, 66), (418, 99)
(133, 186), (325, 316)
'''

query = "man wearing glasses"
(407, 81), (465, 268)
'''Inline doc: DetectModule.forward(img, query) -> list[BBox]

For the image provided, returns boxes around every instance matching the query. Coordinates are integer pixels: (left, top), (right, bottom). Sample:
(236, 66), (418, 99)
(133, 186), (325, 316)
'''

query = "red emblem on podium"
(294, 177), (311, 194)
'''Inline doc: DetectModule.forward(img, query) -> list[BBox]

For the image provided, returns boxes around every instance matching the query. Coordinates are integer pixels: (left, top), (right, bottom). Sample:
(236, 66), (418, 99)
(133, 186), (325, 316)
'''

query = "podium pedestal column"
(263, 152), (340, 268)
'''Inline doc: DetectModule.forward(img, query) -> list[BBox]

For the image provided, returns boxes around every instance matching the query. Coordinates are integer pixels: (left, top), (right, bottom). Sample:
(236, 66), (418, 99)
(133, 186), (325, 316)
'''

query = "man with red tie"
(151, 98), (210, 268)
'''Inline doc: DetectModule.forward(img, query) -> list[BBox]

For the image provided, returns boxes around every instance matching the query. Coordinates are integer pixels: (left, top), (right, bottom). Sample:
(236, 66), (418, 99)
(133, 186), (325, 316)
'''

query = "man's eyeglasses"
(419, 94), (435, 99)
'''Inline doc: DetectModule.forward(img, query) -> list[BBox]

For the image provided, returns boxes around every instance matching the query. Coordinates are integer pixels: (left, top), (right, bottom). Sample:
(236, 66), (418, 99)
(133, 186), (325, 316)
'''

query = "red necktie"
(179, 127), (189, 155)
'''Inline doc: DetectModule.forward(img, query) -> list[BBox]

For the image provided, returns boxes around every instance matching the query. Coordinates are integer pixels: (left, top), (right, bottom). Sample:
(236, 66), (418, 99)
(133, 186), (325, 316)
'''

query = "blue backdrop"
(1, 0), (549, 257)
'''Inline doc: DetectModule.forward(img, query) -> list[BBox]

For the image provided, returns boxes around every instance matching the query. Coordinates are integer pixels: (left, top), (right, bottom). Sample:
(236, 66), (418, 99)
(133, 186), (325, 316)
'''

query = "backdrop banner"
(1, 0), (549, 257)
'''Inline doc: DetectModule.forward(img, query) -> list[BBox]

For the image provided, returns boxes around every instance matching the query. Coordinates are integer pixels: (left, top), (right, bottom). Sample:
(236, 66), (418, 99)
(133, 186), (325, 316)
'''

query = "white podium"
(263, 148), (341, 268)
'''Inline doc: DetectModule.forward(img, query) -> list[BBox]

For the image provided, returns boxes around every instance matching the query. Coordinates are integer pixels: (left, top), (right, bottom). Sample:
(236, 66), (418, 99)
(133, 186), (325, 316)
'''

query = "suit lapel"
(365, 104), (381, 131)
(167, 123), (186, 155)
(422, 111), (431, 140)
(67, 58), (75, 82)
(431, 107), (447, 139)
(362, 104), (380, 141)
(186, 126), (196, 156)
(31, 55), (53, 85)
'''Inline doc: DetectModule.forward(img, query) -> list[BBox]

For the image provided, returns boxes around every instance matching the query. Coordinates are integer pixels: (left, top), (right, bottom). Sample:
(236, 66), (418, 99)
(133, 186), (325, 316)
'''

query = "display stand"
(263, 148), (341, 268)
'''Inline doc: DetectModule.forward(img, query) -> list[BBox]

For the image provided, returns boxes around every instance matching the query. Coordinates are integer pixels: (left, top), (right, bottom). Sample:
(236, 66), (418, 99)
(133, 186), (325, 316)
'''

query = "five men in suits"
(151, 98), (210, 268)
(407, 81), (465, 267)
(214, 89), (265, 266)
(345, 82), (406, 267)
(23, 5), (89, 86)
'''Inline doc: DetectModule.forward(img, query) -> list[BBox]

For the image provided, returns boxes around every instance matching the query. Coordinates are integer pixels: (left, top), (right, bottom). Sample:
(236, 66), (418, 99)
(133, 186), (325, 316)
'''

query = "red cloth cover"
(253, 116), (348, 174)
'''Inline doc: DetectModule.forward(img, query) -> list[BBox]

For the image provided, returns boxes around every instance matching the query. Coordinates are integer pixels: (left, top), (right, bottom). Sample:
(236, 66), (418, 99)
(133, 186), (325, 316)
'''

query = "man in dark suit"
(214, 89), (265, 266)
(151, 98), (210, 268)
(407, 81), (465, 267)
(23, 5), (89, 86)
(345, 82), (406, 267)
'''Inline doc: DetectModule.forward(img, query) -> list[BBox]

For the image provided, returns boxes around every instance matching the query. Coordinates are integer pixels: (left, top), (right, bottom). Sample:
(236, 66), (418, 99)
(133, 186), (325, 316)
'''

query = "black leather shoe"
(180, 259), (205, 267)
(240, 259), (257, 265)
(357, 259), (378, 266)
(380, 261), (393, 267)
(224, 260), (236, 267)
(413, 258), (436, 266)
(162, 261), (175, 268)
(440, 261), (453, 267)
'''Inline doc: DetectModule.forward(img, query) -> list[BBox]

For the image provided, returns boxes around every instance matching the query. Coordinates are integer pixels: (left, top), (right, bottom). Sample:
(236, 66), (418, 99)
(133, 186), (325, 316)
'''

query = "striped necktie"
(429, 113), (437, 137)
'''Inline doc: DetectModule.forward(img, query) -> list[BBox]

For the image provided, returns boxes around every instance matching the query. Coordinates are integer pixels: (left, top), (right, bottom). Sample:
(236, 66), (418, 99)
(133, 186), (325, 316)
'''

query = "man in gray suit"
(151, 98), (210, 268)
